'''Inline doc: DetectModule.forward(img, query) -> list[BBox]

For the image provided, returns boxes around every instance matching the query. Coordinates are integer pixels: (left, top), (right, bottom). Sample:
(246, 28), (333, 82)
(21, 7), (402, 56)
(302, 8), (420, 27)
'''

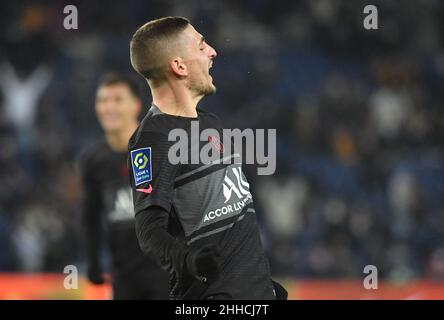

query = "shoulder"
(77, 138), (108, 171)
(143, 112), (193, 135)
(197, 107), (224, 127)
(129, 113), (191, 150)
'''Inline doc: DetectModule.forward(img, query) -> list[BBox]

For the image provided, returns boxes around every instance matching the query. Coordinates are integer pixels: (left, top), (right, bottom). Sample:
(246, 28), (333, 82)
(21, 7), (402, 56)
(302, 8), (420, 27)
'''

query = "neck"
(105, 122), (138, 152)
(150, 80), (202, 118)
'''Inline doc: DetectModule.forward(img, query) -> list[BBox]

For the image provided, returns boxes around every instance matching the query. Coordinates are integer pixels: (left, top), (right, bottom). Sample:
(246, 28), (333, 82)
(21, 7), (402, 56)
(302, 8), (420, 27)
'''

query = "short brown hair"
(130, 16), (190, 82)
(98, 72), (140, 98)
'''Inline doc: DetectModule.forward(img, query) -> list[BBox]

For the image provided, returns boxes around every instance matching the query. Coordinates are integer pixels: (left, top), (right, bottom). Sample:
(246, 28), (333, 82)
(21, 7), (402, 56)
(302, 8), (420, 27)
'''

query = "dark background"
(0, 0), (443, 287)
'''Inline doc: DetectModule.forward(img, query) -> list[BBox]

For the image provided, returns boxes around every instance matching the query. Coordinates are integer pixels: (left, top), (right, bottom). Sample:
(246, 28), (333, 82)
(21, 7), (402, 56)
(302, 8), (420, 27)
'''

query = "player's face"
(182, 25), (217, 96)
(95, 83), (140, 133)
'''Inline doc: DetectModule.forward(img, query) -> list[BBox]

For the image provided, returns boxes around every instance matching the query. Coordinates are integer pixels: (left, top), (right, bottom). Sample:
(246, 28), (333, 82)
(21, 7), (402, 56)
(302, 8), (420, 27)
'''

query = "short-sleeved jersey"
(128, 105), (275, 299)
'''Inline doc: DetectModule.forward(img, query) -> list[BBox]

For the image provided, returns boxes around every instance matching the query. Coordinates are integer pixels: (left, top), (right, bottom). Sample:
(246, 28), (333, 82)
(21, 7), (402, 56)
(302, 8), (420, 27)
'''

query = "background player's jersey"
(78, 139), (169, 298)
(128, 106), (275, 299)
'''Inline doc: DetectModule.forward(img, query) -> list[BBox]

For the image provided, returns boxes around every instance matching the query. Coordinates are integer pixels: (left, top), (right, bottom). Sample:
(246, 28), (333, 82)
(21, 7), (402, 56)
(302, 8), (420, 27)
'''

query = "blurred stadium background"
(0, 0), (444, 299)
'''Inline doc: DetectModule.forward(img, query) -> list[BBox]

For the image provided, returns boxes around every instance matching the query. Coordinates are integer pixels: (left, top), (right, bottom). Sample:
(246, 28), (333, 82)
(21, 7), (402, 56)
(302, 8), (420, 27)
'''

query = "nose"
(208, 44), (217, 59)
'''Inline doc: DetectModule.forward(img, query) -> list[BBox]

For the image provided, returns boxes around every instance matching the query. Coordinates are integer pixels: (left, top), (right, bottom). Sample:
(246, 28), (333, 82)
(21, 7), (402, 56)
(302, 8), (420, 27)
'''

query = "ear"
(169, 57), (188, 78)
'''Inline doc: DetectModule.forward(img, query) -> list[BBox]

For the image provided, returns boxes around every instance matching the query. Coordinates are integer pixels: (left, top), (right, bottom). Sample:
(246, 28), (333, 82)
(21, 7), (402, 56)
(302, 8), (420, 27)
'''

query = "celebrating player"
(128, 17), (287, 299)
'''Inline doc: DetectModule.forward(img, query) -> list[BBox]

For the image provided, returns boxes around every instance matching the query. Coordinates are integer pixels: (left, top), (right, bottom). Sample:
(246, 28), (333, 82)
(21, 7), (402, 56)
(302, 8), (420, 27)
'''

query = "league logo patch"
(131, 147), (152, 186)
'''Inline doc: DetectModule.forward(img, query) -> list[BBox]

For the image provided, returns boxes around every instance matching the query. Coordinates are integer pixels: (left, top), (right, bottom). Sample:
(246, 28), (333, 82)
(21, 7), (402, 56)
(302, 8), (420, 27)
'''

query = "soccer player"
(77, 73), (169, 299)
(128, 17), (287, 299)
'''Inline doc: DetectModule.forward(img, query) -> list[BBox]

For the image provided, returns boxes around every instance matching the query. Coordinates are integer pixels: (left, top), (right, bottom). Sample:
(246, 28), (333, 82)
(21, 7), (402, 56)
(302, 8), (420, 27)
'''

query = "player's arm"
(135, 206), (220, 284)
(77, 151), (105, 285)
(135, 206), (189, 276)
(129, 132), (220, 283)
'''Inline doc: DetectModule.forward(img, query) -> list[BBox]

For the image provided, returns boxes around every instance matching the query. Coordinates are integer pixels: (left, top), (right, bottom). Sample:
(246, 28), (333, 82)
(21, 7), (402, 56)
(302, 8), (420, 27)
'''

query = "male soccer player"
(128, 17), (287, 299)
(78, 73), (169, 299)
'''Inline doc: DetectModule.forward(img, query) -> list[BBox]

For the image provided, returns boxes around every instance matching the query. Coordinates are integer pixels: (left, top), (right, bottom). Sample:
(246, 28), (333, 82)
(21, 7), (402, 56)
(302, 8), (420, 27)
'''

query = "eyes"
(199, 37), (206, 51)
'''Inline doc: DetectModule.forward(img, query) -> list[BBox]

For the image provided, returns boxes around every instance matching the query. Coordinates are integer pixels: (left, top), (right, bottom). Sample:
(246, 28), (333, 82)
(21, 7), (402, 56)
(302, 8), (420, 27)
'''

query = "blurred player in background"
(77, 73), (169, 299)
(128, 17), (287, 299)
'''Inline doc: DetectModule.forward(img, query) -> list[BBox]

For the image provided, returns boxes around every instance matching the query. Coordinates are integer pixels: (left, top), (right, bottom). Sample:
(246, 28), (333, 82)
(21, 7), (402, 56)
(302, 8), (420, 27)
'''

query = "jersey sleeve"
(76, 147), (104, 271)
(128, 131), (179, 215)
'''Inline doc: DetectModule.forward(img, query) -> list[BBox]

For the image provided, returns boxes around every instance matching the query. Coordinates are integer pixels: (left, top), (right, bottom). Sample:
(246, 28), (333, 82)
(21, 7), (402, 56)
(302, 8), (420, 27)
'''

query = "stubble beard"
(188, 76), (216, 98)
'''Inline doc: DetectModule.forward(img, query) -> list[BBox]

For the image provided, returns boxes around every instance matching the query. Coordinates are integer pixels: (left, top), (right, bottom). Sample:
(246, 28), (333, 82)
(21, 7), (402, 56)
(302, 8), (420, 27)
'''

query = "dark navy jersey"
(128, 105), (275, 299)
(78, 138), (169, 290)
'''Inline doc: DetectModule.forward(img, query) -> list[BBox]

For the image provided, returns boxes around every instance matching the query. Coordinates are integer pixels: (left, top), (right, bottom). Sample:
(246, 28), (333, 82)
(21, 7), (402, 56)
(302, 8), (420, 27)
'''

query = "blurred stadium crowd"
(0, 0), (443, 283)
